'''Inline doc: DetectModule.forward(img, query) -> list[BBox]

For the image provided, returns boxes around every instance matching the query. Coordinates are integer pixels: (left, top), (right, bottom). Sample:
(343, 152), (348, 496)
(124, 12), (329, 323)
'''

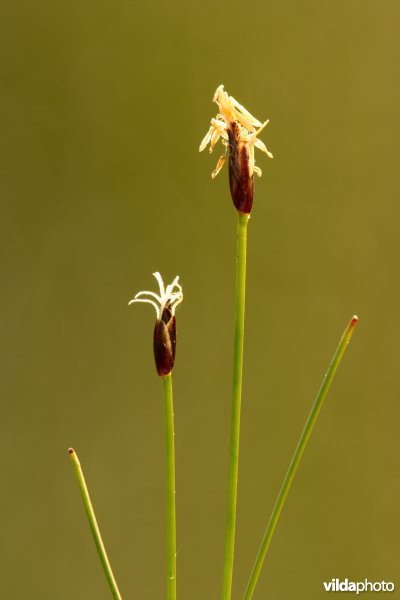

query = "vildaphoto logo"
(323, 579), (395, 594)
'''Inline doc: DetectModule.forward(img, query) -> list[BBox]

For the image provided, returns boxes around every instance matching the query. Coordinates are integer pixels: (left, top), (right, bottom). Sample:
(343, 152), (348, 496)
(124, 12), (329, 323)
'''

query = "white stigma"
(129, 272), (183, 320)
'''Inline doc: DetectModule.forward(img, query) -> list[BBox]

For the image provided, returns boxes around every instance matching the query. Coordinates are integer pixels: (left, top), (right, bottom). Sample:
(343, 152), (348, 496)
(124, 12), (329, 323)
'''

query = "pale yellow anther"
(212, 155), (226, 179)
(199, 126), (213, 152)
(200, 84), (273, 178)
(210, 129), (222, 153)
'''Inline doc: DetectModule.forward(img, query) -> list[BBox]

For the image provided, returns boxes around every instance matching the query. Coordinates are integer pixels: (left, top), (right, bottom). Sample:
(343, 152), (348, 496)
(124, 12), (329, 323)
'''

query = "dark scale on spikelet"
(129, 272), (183, 377)
(153, 305), (177, 376)
(228, 121), (254, 214)
(199, 85), (273, 214)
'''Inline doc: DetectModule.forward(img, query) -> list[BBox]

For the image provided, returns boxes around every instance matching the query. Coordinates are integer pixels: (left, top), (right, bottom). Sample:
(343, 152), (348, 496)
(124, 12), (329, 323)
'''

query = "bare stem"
(162, 372), (177, 600)
(222, 211), (249, 600)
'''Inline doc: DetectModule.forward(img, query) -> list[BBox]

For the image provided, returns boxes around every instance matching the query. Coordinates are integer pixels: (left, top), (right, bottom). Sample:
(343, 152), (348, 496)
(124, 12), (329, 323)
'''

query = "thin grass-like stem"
(222, 211), (249, 600)
(243, 315), (359, 600)
(162, 372), (177, 600)
(68, 448), (122, 600)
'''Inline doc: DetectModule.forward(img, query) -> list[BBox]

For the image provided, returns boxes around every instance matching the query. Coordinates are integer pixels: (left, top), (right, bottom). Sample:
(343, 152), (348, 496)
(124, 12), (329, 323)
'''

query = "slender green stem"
(243, 315), (359, 600)
(162, 372), (177, 600)
(68, 448), (122, 600)
(222, 211), (249, 600)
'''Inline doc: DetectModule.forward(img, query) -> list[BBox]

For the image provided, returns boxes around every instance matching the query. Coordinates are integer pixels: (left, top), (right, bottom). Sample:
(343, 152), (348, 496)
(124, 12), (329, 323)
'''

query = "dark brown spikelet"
(228, 121), (254, 214)
(153, 305), (177, 376)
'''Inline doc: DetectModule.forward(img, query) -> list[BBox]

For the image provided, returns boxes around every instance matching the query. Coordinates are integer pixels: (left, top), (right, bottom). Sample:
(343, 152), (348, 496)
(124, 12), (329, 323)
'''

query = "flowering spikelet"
(199, 85), (273, 214)
(129, 272), (183, 376)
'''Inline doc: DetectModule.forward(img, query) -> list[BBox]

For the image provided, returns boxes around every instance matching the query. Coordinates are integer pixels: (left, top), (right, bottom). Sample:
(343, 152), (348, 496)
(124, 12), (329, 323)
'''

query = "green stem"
(243, 315), (359, 600)
(68, 448), (122, 600)
(222, 211), (249, 600)
(162, 372), (177, 600)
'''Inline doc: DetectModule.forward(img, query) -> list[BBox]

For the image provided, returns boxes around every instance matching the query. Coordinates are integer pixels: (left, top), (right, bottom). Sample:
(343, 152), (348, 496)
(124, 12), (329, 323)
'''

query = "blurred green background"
(1, 0), (399, 598)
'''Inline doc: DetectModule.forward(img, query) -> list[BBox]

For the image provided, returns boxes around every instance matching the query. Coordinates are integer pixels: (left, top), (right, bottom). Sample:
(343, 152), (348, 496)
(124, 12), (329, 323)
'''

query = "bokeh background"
(1, 1), (399, 598)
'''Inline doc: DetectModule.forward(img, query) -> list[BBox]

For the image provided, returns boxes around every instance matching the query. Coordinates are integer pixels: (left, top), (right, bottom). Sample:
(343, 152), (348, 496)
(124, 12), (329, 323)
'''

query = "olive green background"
(1, 1), (399, 598)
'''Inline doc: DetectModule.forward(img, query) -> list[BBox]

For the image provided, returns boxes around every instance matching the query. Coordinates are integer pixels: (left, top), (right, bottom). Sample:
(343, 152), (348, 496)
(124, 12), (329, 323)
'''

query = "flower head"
(199, 84), (273, 214)
(129, 272), (183, 376)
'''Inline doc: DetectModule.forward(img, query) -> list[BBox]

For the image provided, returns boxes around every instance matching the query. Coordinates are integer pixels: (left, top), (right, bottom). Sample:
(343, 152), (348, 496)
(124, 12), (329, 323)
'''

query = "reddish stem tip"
(350, 315), (359, 327)
(68, 447), (74, 455)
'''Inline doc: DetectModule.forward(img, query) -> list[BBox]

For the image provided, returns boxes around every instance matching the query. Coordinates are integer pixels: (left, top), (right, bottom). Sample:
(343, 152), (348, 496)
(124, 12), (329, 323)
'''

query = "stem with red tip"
(68, 448), (122, 600)
(243, 315), (358, 600)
